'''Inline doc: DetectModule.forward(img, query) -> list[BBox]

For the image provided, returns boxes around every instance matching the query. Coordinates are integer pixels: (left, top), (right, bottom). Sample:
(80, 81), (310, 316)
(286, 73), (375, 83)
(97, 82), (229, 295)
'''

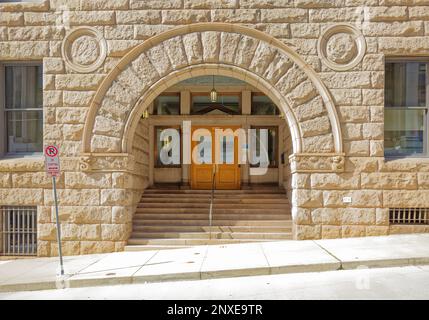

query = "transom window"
(385, 60), (429, 157)
(1, 64), (43, 155)
(251, 93), (279, 115)
(153, 93), (180, 115)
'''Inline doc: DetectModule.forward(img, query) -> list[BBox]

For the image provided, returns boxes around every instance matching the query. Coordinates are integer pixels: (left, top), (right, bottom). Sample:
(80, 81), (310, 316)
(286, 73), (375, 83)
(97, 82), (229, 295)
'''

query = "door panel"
(191, 126), (240, 190)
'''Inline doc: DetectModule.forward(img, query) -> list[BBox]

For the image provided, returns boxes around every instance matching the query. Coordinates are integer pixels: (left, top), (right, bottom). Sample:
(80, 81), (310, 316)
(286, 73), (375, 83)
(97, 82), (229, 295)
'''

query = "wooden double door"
(191, 126), (241, 190)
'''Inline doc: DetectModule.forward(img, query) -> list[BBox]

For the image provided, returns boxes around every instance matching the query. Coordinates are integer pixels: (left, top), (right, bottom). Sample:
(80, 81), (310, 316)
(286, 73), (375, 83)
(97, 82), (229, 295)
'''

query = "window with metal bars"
(389, 208), (429, 225)
(0, 206), (37, 256)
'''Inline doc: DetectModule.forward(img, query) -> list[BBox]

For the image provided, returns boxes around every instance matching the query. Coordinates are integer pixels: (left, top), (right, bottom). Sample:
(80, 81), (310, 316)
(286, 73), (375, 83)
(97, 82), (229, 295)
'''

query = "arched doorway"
(80, 23), (344, 246)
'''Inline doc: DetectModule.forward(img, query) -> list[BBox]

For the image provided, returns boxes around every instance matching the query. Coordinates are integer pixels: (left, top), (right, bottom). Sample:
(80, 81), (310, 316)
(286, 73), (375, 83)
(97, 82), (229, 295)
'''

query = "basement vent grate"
(389, 208), (429, 225)
(0, 206), (37, 256)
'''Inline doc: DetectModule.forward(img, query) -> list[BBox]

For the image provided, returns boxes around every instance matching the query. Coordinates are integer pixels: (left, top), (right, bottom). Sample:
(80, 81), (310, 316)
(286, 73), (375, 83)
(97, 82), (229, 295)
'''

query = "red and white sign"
(44, 145), (61, 177)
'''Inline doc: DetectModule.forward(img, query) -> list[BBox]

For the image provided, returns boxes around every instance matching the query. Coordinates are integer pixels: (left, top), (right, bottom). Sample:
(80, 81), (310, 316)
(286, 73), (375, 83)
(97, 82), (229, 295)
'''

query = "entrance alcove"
(80, 23), (344, 247)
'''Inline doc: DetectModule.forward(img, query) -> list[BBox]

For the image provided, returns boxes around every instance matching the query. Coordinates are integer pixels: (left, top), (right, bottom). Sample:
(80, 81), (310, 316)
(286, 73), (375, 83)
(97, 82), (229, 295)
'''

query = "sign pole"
(52, 175), (64, 276)
(44, 145), (64, 276)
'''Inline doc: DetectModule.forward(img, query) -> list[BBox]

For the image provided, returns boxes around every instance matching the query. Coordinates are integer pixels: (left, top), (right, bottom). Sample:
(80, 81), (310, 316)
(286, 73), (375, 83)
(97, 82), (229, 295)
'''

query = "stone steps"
(132, 225), (292, 233)
(132, 219), (292, 226)
(126, 186), (293, 251)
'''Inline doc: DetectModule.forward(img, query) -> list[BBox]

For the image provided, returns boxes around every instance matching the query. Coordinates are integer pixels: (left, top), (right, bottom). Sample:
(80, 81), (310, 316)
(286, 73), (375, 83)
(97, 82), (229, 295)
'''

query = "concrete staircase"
(125, 186), (292, 251)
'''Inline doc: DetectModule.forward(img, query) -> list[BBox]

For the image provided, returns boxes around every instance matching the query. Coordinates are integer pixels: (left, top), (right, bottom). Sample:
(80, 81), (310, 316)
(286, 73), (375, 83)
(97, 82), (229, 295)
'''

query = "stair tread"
(129, 188), (292, 248)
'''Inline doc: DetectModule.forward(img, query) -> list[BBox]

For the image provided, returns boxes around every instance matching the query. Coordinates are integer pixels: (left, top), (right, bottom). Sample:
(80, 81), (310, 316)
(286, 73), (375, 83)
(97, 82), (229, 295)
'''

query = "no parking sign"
(44, 144), (64, 275)
(44, 145), (61, 177)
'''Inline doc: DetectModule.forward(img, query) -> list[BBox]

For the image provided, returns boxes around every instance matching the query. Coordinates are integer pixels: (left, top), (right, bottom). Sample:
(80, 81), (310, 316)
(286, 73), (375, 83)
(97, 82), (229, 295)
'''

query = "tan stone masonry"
(0, 0), (429, 256)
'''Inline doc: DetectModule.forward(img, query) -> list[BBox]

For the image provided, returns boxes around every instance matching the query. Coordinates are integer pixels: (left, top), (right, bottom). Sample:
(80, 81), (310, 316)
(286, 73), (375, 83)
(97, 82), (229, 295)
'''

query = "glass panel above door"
(153, 94), (180, 115)
(251, 94), (279, 115)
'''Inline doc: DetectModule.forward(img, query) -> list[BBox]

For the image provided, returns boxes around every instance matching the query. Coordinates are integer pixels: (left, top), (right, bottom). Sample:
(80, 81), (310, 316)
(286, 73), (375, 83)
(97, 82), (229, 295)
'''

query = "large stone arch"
(82, 23), (343, 156)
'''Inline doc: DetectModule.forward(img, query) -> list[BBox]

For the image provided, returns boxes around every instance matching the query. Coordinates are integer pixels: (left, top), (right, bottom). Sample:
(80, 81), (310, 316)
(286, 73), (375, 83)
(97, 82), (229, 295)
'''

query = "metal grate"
(0, 206), (37, 256)
(389, 208), (429, 225)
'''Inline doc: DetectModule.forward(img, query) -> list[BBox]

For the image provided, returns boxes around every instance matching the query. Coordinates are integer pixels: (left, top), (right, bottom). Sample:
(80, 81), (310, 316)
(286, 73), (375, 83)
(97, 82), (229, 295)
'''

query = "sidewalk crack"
(312, 240), (343, 270)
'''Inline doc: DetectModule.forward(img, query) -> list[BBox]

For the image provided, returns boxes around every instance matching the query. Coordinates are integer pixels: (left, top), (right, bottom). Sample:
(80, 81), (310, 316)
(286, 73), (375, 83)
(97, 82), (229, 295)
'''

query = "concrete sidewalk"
(0, 234), (428, 293)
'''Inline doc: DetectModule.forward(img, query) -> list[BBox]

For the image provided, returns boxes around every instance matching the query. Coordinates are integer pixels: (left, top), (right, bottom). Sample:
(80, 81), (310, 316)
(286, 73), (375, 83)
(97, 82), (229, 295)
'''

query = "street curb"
(1, 257), (428, 293)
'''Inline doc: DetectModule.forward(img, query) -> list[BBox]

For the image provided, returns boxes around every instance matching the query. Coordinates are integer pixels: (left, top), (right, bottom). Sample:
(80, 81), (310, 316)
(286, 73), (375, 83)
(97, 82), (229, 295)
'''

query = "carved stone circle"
(62, 27), (107, 73)
(317, 24), (366, 71)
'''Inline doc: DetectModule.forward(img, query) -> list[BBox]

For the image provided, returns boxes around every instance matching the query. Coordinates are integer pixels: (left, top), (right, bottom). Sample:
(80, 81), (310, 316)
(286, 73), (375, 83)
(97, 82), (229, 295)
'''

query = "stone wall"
(0, 0), (429, 256)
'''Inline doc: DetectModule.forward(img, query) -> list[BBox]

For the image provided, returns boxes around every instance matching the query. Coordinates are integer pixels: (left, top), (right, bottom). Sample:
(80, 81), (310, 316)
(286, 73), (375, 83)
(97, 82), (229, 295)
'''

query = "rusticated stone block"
(341, 225), (366, 238)
(80, 241), (115, 255)
(383, 190), (429, 207)
(101, 224), (131, 241)
(292, 189), (323, 208)
(50, 241), (80, 257)
(294, 224), (321, 240)
(361, 172), (417, 190)
(323, 190), (382, 208)
(311, 208), (341, 225)
(311, 173), (360, 190)
(321, 225), (342, 239)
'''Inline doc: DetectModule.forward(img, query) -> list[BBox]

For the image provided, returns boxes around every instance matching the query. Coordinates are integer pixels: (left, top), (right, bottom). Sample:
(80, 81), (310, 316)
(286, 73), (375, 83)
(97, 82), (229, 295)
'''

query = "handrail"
(209, 166), (216, 240)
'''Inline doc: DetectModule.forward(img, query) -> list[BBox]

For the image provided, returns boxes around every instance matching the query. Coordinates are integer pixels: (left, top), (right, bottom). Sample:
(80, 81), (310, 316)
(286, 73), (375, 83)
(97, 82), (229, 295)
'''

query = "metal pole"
(52, 176), (64, 276)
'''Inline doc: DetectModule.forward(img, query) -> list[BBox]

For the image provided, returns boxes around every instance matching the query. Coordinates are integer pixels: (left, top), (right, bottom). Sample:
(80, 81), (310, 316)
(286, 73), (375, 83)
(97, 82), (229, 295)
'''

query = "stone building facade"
(0, 0), (429, 257)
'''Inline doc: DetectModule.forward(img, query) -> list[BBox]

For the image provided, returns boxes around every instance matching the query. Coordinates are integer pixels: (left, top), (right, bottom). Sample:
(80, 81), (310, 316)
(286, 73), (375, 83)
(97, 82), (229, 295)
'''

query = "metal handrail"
(209, 167), (216, 240)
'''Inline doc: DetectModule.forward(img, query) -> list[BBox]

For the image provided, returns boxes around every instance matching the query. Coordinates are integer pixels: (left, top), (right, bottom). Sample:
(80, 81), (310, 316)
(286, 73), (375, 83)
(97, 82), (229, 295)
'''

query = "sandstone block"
(131, 0), (183, 9)
(311, 173), (360, 190)
(292, 207), (312, 224)
(50, 241), (80, 256)
(80, 241), (115, 255)
(56, 74), (105, 91)
(368, 6), (408, 22)
(69, 11), (115, 25)
(0, 189), (43, 205)
(340, 208), (376, 225)
(345, 140), (370, 156)
(212, 9), (258, 23)
(0, 12), (23, 26)
(361, 173), (417, 190)
(80, 0), (129, 10)
(311, 208), (341, 225)
(366, 226), (389, 237)
(383, 190), (429, 207)
(161, 10), (210, 24)
(112, 206), (134, 224)
(369, 140), (384, 157)
(321, 225), (342, 239)
(52, 206), (111, 224)
(338, 106), (370, 124)
(300, 116), (331, 138)
(376, 208), (389, 226)
(294, 224), (321, 240)
(341, 225), (366, 238)
(261, 8), (307, 23)
(80, 224), (101, 241)
(101, 189), (133, 206)
(65, 172), (112, 189)
(44, 189), (100, 206)
(323, 190), (382, 208)
(292, 189), (323, 208)
(56, 108), (88, 124)
(101, 224), (130, 241)
(38, 223), (57, 241)
(184, 0), (237, 8)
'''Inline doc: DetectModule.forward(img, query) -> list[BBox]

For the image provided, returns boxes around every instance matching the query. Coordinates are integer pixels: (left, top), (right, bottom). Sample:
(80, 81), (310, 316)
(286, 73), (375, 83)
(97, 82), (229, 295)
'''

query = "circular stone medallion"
(317, 24), (366, 71)
(62, 27), (107, 73)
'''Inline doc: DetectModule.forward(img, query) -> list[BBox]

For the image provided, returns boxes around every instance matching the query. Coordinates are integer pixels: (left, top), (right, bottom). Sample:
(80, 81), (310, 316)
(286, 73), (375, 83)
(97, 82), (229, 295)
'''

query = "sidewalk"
(0, 234), (428, 293)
